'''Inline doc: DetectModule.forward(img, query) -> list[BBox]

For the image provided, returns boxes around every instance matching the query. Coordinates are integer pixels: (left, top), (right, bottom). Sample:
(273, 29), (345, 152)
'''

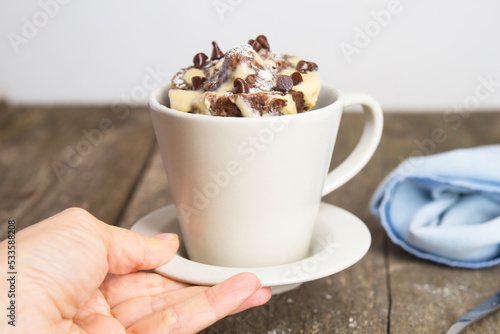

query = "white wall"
(1, 0), (499, 111)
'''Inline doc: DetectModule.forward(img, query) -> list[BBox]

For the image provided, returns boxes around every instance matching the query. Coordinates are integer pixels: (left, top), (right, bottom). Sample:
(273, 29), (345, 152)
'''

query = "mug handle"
(322, 92), (384, 196)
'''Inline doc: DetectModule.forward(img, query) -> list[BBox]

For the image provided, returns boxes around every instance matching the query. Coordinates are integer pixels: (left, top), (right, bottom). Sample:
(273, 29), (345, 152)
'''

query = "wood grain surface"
(1, 104), (499, 333)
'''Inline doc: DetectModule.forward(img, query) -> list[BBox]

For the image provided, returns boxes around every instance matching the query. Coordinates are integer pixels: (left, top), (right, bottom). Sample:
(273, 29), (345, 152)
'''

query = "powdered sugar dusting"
(264, 49), (287, 62)
(225, 43), (255, 59)
(251, 68), (276, 92)
(171, 68), (188, 89)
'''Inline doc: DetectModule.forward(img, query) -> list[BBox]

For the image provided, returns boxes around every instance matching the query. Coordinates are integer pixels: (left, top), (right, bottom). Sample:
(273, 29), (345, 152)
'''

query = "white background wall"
(1, 0), (499, 111)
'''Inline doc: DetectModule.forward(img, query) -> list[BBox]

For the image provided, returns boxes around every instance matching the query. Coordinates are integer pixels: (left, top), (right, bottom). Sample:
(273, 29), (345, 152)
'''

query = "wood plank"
(116, 146), (172, 230)
(0, 106), (156, 239)
(383, 113), (500, 334)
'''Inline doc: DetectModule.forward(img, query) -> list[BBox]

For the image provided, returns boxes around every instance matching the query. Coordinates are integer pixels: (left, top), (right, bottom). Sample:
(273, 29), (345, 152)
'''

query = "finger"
(230, 286), (272, 314)
(126, 272), (265, 334)
(73, 290), (125, 334)
(112, 286), (209, 328)
(101, 272), (189, 308)
(100, 226), (180, 274)
(114, 284), (272, 329)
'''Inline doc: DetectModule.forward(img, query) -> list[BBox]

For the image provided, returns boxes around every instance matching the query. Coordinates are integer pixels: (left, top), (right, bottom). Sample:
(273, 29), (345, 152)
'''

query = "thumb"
(98, 221), (179, 275)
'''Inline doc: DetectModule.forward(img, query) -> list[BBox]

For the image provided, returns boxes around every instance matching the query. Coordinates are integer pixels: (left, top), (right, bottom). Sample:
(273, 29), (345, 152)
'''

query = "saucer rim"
(130, 202), (371, 287)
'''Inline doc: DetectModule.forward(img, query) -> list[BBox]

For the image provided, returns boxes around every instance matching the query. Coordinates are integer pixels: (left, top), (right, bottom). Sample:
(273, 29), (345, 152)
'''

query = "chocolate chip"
(296, 60), (318, 73)
(256, 35), (270, 50)
(233, 78), (249, 94)
(290, 72), (303, 85)
(245, 74), (257, 88)
(296, 61), (308, 73)
(193, 53), (208, 68)
(211, 41), (224, 60)
(248, 39), (262, 52)
(276, 75), (293, 93)
(192, 76), (206, 90)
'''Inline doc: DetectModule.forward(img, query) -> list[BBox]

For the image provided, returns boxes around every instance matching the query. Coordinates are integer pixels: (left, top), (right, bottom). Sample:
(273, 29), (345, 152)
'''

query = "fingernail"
(153, 233), (177, 240)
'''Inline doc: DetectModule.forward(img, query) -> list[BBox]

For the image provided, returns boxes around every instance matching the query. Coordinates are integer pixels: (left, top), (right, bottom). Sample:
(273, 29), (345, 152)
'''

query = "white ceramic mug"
(149, 84), (383, 267)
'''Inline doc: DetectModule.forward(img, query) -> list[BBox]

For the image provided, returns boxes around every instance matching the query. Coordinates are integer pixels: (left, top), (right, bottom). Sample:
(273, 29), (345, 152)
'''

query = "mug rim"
(149, 83), (343, 122)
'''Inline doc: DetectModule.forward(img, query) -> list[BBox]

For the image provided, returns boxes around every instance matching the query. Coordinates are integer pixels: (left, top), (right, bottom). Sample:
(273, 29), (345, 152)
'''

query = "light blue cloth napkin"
(371, 145), (500, 268)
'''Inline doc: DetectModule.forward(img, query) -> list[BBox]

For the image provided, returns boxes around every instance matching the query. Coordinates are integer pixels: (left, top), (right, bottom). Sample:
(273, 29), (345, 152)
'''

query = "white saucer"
(130, 202), (371, 294)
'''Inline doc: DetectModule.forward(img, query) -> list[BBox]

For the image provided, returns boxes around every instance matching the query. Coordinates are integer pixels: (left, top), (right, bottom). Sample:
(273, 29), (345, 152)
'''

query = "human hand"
(0, 208), (271, 333)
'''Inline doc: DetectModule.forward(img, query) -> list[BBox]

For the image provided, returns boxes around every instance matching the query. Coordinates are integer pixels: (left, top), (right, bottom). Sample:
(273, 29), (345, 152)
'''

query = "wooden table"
(1, 103), (499, 333)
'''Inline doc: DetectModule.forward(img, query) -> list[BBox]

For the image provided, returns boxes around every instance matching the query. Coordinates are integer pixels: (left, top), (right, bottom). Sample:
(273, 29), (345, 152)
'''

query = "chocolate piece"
(274, 60), (289, 73)
(211, 41), (224, 60)
(290, 72), (303, 85)
(233, 78), (249, 94)
(296, 60), (318, 73)
(211, 97), (241, 117)
(276, 75), (293, 93)
(291, 90), (305, 113)
(245, 93), (287, 116)
(191, 76), (206, 90)
(193, 93), (242, 117)
(269, 98), (286, 114)
(256, 35), (270, 49)
(193, 53), (208, 68)
(248, 39), (262, 52)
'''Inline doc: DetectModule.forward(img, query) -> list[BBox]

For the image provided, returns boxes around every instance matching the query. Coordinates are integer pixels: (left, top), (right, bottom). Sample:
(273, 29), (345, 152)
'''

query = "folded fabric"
(371, 145), (500, 268)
